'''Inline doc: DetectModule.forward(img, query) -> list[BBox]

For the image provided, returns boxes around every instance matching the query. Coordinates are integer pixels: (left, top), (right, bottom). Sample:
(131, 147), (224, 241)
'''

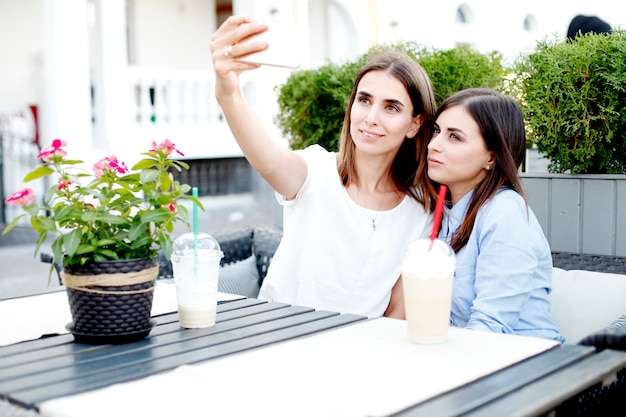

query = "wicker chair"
(551, 251), (626, 417)
(157, 225), (282, 283)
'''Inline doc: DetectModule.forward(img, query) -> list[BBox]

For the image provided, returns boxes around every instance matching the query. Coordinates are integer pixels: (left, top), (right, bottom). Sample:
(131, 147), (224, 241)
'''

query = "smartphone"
(235, 24), (306, 69)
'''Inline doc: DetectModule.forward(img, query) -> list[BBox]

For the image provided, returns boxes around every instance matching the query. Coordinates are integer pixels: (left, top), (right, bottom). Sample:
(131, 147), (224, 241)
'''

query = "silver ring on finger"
(224, 45), (233, 57)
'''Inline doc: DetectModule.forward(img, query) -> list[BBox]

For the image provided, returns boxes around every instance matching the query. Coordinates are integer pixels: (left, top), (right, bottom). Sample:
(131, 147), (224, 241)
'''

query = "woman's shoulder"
(296, 144), (334, 158)
(295, 144), (336, 170)
(476, 188), (526, 220)
(491, 188), (526, 207)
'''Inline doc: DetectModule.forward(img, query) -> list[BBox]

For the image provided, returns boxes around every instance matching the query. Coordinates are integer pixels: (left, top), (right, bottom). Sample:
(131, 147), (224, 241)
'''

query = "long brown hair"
(433, 88), (528, 252)
(337, 50), (437, 209)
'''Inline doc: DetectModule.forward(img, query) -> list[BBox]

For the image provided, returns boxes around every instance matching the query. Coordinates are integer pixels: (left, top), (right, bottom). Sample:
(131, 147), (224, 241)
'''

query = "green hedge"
(511, 31), (626, 174)
(274, 41), (508, 152)
(274, 34), (626, 174)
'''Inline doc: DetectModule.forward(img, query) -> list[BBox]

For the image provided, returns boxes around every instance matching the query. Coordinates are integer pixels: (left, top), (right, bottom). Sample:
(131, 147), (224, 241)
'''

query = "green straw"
(192, 187), (199, 237)
(192, 187), (199, 281)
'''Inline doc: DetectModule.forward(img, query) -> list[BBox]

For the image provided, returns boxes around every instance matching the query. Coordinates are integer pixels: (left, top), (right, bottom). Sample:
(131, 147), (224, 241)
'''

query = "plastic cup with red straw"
(428, 185), (448, 251)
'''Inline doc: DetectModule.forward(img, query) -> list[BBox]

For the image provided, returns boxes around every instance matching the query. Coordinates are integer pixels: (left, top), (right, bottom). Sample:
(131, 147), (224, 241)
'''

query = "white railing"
(120, 68), (247, 160)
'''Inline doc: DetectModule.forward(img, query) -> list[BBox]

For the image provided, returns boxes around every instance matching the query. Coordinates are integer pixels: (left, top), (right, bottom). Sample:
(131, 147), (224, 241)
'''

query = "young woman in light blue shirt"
(426, 88), (565, 342)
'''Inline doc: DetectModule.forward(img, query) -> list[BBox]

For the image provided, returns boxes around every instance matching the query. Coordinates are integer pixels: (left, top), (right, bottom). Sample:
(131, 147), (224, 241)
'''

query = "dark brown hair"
(337, 50), (437, 208)
(432, 88), (528, 252)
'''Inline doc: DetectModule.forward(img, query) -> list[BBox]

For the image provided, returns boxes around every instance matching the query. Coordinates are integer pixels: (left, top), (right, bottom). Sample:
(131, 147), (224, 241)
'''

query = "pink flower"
(5, 188), (36, 207)
(150, 139), (184, 157)
(167, 202), (176, 213)
(57, 177), (71, 190)
(37, 139), (67, 162)
(93, 156), (129, 178)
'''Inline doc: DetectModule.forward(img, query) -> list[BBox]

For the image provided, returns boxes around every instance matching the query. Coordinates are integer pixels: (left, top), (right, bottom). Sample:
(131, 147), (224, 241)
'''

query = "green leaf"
(64, 229), (83, 257)
(24, 165), (54, 181)
(141, 208), (171, 224)
(130, 235), (152, 249)
(34, 216), (58, 232)
(158, 171), (171, 191)
(2, 215), (25, 235)
(131, 158), (158, 170)
(61, 159), (85, 165)
(95, 249), (119, 259)
(34, 231), (48, 256)
(175, 160), (189, 170)
(52, 238), (64, 267)
(96, 239), (118, 246)
(140, 169), (160, 184)
(159, 235), (173, 260)
(75, 245), (95, 255)
(181, 195), (204, 211)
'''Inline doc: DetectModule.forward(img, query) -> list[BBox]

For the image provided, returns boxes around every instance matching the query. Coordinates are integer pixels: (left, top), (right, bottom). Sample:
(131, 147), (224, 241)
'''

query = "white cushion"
(551, 268), (626, 344)
(218, 256), (260, 298)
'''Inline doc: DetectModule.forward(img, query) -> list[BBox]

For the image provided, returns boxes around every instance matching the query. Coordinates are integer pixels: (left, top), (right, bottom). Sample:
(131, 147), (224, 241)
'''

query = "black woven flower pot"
(61, 258), (159, 344)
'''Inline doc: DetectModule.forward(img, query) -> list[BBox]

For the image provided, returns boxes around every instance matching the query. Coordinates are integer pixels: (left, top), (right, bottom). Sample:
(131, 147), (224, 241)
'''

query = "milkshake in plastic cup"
(171, 232), (224, 328)
(402, 238), (456, 343)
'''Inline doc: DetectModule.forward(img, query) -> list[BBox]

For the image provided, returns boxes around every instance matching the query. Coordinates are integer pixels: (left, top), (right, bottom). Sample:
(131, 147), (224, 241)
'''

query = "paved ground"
(0, 193), (278, 300)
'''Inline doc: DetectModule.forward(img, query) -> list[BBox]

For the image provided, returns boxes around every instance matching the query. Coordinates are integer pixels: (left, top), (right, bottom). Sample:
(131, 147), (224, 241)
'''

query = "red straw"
(428, 185), (448, 250)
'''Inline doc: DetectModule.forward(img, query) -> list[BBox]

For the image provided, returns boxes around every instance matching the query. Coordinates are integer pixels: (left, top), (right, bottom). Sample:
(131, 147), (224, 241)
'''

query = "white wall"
(131, 0), (216, 69)
(2, 0), (625, 111)
(326, 0), (626, 64)
(0, 0), (44, 107)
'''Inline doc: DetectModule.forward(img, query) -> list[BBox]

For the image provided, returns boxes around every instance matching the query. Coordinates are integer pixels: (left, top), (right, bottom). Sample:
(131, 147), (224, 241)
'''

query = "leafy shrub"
(274, 41), (509, 151)
(512, 31), (626, 174)
(385, 42), (508, 105)
(274, 60), (362, 152)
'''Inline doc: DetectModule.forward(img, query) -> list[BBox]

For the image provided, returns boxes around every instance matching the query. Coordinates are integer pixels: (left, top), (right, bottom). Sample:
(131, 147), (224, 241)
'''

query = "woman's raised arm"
(210, 15), (306, 198)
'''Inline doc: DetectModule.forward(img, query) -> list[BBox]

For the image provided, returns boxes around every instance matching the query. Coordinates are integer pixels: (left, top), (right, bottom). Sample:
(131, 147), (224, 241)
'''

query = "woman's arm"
(210, 15), (306, 198)
(384, 276), (406, 319)
(464, 193), (541, 332)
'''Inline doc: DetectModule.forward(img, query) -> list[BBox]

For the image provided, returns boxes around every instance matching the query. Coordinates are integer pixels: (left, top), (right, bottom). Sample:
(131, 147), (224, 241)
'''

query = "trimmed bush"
(512, 31), (626, 174)
(274, 41), (508, 152)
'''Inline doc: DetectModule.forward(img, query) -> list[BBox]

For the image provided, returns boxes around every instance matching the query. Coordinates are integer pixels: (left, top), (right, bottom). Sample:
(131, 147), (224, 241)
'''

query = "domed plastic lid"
(172, 232), (221, 255)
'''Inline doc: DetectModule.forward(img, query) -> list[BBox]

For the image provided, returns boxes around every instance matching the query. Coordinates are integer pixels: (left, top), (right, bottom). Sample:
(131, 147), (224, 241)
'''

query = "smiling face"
(349, 70), (422, 158)
(427, 105), (494, 204)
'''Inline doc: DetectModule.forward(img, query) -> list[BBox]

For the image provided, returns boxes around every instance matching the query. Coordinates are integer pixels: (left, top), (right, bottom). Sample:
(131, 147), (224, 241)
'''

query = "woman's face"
(349, 70), (422, 158)
(427, 105), (494, 204)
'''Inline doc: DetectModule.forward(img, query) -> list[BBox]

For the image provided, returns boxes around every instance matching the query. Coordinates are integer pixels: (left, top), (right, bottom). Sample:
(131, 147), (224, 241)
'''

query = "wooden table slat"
(0, 303), (310, 384)
(7, 309), (365, 408)
(0, 297), (258, 360)
(461, 348), (626, 417)
(388, 345), (596, 417)
(0, 299), (279, 369)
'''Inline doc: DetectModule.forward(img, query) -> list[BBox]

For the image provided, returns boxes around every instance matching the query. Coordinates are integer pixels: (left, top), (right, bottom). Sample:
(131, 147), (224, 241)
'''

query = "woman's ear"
(406, 114), (424, 139)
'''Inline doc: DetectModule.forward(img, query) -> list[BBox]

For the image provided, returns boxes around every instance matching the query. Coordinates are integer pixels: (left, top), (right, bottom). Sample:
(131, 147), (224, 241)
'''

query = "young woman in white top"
(210, 16), (436, 318)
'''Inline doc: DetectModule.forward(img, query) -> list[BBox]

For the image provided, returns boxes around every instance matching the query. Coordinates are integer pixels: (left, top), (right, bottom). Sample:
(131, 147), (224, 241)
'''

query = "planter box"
(522, 174), (626, 256)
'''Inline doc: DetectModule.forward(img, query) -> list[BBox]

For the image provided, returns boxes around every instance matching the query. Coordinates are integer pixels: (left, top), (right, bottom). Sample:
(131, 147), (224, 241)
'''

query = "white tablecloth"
(39, 318), (559, 417)
(0, 283), (242, 346)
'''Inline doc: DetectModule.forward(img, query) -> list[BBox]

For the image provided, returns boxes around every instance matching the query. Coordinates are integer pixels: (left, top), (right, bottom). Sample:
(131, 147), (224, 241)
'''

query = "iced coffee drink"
(402, 238), (456, 343)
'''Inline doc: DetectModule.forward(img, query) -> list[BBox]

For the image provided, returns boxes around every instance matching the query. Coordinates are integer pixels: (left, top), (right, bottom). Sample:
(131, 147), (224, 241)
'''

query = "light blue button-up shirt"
(440, 188), (565, 343)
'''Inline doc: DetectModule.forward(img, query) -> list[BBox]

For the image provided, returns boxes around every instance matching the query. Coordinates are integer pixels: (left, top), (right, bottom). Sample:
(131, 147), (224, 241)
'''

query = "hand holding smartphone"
(235, 24), (306, 69)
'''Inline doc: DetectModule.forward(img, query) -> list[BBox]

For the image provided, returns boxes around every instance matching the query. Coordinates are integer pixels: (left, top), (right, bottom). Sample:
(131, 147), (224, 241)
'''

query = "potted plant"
(3, 138), (203, 342)
(510, 30), (626, 256)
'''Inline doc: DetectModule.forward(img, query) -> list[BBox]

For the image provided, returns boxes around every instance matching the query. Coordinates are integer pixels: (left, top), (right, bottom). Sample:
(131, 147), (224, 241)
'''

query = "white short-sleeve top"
(258, 145), (433, 318)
